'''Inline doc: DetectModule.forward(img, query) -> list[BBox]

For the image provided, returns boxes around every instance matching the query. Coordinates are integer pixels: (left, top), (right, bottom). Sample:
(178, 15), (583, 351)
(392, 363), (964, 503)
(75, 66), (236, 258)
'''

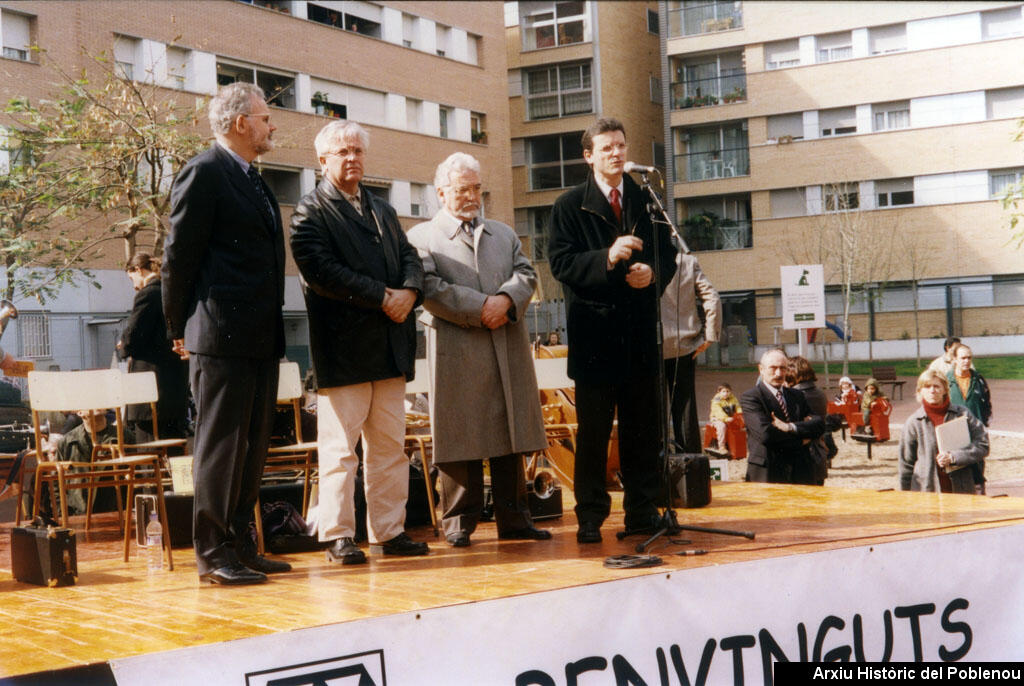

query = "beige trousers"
(316, 377), (408, 544)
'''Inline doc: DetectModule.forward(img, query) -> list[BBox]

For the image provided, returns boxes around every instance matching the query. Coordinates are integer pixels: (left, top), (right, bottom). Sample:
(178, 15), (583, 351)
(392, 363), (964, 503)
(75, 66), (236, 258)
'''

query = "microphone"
(623, 162), (657, 174)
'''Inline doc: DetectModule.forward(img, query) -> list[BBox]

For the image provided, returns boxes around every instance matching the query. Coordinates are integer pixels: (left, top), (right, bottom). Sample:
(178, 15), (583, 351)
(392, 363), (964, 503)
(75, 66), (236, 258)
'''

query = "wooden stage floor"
(2, 482), (1024, 679)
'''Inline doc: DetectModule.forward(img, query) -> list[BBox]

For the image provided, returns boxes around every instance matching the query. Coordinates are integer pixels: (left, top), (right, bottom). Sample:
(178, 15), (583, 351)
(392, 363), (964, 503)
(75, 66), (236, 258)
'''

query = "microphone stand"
(616, 168), (754, 553)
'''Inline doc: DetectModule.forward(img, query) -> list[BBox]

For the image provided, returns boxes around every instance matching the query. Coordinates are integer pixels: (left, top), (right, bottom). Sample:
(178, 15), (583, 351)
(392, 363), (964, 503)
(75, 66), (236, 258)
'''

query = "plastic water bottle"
(145, 512), (163, 572)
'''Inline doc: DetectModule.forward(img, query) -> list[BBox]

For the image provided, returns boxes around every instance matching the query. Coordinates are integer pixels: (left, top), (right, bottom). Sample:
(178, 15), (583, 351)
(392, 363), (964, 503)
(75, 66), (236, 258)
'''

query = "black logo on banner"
(245, 649), (386, 686)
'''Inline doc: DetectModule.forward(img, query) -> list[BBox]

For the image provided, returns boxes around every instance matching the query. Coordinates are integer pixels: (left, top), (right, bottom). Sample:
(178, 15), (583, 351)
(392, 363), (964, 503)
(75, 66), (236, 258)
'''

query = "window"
(680, 194), (752, 251)
(982, 6), (1024, 40)
(876, 178), (914, 207)
(870, 24), (907, 55)
(521, 1), (587, 50)
(439, 106), (452, 138)
(113, 35), (139, 80)
(671, 51), (746, 108)
(406, 98), (422, 131)
(0, 128), (32, 173)
(765, 39), (800, 70)
(166, 47), (188, 90)
(676, 123), (749, 182)
(650, 76), (662, 104)
(816, 32), (853, 63)
(471, 112), (487, 144)
(216, 61), (296, 109)
(825, 184), (859, 212)
(987, 86), (1024, 120)
(990, 168), (1023, 197)
(525, 62), (592, 120)
(1, 10), (32, 62)
(19, 313), (50, 358)
(820, 107), (856, 137)
(259, 166), (301, 205)
(527, 132), (587, 190)
(410, 183), (426, 217)
(647, 8), (659, 34)
(770, 188), (806, 218)
(307, 3), (383, 38)
(528, 207), (552, 261)
(668, 1), (742, 37)
(872, 101), (910, 131)
(766, 113), (803, 141)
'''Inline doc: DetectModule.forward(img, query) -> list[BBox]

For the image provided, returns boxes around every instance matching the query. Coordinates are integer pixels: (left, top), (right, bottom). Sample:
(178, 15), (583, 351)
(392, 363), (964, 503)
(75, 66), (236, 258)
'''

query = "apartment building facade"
(664, 1), (1024, 351)
(505, 0), (663, 336)
(0, 0), (510, 374)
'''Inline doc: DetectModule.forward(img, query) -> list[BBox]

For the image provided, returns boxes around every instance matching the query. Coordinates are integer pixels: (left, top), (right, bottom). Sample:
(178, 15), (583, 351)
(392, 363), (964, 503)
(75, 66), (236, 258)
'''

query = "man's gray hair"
(314, 120), (370, 157)
(434, 152), (481, 189)
(208, 82), (266, 135)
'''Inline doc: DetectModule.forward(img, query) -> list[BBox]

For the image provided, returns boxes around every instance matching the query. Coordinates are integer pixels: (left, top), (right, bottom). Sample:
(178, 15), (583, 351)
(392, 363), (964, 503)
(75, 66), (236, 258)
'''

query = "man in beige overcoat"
(407, 153), (551, 547)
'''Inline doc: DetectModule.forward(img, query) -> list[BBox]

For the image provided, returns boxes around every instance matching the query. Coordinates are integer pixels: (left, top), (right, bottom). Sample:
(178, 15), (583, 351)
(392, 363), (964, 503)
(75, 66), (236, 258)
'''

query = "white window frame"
(19, 313), (51, 358)
(524, 61), (593, 121)
(521, 1), (588, 51)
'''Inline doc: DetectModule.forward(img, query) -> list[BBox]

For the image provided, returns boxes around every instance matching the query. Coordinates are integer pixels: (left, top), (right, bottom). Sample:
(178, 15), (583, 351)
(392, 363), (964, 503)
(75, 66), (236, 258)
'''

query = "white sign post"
(780, 264), (825, 358)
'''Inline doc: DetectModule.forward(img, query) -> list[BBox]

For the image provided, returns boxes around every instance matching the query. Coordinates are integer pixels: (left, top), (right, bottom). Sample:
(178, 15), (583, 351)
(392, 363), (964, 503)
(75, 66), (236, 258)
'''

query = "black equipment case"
(11, 522), (78, 587)
(665, 453), (712, 508)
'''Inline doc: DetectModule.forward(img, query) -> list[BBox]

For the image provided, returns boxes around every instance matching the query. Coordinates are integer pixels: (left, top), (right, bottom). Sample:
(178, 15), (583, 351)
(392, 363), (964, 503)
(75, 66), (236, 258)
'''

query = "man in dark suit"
(290, 120), (427, 564)
(741, 349), (826, 484)
(548, 118), (677, 544)
(162, 82), (291, 585)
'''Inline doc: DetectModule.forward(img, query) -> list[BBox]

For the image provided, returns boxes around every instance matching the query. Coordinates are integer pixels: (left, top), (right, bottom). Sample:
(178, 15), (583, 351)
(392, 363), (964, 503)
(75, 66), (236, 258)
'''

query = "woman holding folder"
(898, 370), (989, 493)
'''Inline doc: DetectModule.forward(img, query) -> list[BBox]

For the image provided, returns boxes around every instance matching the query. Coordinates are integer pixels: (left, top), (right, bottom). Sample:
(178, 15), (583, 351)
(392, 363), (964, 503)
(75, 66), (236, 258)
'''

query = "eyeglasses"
(448, 184), (482, 196)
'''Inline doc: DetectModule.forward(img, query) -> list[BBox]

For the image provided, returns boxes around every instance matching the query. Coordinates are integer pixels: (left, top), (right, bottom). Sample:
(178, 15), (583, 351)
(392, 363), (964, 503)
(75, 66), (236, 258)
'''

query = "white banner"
(111, 524), (1024, 685)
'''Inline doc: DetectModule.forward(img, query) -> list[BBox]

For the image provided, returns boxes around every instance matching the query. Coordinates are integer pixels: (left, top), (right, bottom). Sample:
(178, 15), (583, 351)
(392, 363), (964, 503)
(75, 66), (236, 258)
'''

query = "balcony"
(670, 73), (746, 110)
(667, 1), (742, 38)
(683, 214), (751, 251)
(675, 147), (749, 182)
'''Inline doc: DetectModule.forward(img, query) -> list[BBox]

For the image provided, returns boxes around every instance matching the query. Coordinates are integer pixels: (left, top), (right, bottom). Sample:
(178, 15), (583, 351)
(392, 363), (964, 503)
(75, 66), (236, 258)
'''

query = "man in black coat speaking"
(162, 82), (290, 585)
(548, 118), (677, 544)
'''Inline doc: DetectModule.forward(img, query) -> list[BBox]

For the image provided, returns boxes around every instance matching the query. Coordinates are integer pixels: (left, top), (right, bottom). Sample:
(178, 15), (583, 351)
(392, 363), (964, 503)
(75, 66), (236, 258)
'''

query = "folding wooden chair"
(27, 369), (174, 570)
(117, 371), (188, 462)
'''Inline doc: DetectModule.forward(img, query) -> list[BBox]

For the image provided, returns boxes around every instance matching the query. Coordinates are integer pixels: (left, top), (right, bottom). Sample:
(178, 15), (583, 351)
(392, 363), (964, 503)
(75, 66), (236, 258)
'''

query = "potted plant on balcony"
(311, 91), (328, 115)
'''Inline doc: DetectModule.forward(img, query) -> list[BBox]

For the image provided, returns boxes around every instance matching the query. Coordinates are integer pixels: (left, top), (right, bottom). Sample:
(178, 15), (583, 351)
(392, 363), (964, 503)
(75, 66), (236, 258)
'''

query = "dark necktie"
(461, 220), (476, 240)
(775, 388), (789, 420)
(609, 187), (622, 224)
(246, 165), (274, 219)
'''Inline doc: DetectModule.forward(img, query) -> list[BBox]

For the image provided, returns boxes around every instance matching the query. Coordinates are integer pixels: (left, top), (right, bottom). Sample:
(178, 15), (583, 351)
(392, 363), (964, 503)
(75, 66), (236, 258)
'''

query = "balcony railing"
(668, 2), (742, 37)
(670, 73), (746, 109)
(675, 147), (750, 182)
(684, 218), (752, 251)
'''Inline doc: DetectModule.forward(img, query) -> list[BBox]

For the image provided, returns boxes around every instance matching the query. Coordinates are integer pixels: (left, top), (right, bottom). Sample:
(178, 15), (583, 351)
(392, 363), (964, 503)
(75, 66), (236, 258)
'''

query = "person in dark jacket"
(791, 356), (834, 484)
(120, 252), (188, 441)
(946, 343), (991, 493)
(290, 120), (427, 564)
(162, 82), (290, 585)
(548, 117), (677, 544)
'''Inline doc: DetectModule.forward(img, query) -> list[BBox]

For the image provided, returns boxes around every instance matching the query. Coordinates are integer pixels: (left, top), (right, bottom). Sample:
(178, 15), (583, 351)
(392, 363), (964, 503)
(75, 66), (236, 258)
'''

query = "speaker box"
(662, 453), (711, 508)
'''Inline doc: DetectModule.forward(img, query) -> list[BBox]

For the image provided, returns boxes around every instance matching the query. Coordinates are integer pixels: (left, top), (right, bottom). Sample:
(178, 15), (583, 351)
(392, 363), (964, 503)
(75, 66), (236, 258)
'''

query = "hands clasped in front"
(481, 293), (513, 329)
(382, 287), (417, 323)
(607, 236), (652, 289)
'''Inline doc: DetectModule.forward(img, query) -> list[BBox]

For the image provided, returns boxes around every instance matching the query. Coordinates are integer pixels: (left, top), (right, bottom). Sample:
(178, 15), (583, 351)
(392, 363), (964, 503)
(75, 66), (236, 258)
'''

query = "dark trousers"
(190, 354), (279, 574)
(573, 377), (661, 529)
(664, 355), (700, 454)
(437, 454), (532, 538)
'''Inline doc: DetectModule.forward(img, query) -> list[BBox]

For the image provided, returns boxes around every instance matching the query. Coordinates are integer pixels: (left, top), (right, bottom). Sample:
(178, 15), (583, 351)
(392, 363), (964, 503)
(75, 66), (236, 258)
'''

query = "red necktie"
(609, 187), (622, 224)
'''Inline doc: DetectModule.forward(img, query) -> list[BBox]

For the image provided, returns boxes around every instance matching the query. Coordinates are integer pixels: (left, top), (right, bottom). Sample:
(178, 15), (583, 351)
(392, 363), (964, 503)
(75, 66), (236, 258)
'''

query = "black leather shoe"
(240, 554), (292, 574)
(200, 562), (267, 585)
(624, 513), (663, 535)
(499, 526), (552, 541)
(370, 532), (429, 556)
(326, 537), (367, 565)
(576, 521), (602, 544)
(446, 533), (471, 547)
